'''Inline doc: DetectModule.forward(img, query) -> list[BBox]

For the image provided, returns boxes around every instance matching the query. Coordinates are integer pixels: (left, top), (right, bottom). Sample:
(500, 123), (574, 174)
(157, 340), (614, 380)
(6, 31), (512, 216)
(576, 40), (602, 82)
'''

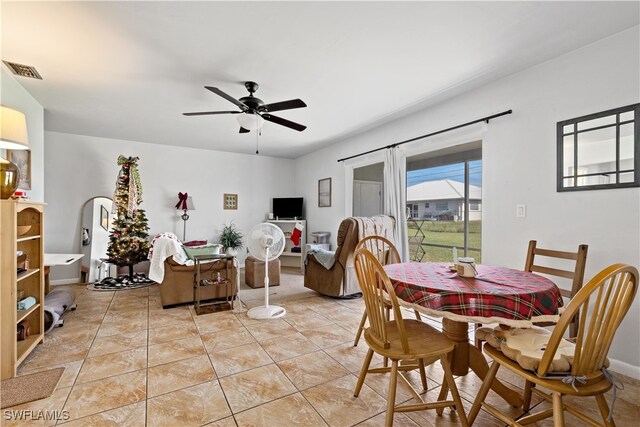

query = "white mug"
(455, 257), (477, 278)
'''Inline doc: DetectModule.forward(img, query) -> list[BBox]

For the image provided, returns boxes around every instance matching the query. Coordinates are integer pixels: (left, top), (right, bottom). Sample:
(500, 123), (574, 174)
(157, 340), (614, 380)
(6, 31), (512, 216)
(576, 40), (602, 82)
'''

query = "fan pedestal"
(246, 223), (287, 320)
(248, 305), (286, 319)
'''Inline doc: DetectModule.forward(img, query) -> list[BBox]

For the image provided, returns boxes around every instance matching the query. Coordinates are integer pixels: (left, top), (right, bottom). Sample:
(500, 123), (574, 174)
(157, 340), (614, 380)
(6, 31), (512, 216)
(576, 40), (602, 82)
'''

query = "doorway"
(352, 162), (384, 216)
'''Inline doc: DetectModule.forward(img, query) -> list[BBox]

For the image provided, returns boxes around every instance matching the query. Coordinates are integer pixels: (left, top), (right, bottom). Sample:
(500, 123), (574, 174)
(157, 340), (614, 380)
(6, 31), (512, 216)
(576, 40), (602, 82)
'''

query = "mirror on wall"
(80, 196), (116, 283)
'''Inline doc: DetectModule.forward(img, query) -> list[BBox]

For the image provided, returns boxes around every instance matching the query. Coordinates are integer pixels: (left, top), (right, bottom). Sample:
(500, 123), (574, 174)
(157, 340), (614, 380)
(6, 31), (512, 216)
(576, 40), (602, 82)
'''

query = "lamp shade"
(0, 105), (29, 150)
(236, 113), (265, 131)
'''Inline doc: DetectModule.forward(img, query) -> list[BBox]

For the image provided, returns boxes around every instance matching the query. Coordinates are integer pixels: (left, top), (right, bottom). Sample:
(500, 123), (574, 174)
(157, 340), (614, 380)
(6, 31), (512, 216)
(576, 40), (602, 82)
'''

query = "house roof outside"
(407, 179), (481, 202)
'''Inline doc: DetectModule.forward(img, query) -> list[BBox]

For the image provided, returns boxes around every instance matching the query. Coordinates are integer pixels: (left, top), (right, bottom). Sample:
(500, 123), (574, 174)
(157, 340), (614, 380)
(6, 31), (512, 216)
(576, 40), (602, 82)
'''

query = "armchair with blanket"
(149, 233), (238, 308)
(304, 215), (396, 297)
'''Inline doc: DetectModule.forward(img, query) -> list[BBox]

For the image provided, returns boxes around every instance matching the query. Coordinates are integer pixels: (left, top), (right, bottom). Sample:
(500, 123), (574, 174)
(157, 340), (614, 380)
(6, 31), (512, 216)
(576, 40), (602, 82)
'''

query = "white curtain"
(384, 147), (409, 262)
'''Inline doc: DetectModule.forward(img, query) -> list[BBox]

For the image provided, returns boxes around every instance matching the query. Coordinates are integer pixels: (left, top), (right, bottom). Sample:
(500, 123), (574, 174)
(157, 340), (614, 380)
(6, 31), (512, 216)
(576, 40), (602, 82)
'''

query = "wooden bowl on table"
(16, 225), (32, 236)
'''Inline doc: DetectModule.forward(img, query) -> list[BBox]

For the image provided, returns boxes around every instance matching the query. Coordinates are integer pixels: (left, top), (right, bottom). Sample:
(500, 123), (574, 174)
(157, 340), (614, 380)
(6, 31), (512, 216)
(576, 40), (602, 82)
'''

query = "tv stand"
(267, 220), (306, 271)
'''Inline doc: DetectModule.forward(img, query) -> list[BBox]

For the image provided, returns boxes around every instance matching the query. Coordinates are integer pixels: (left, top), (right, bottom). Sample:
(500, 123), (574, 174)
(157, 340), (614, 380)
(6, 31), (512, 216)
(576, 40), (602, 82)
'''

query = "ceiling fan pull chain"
(255, 127), (260, 155)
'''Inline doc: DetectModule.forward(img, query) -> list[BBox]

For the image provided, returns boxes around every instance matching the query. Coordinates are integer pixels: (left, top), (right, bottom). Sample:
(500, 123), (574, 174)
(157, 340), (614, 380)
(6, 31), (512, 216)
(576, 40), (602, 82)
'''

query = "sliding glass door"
(406, 143), (482, 262)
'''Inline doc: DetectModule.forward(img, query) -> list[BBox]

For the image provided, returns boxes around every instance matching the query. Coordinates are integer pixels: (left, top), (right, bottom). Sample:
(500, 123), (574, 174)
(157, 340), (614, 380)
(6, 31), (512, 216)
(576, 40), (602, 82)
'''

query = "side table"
(193, 254), (234, 315)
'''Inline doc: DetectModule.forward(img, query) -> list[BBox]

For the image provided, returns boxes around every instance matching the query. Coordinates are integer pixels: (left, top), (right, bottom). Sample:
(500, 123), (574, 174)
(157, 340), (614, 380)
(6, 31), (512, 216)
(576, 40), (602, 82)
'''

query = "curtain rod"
(337, 109), (512, 163)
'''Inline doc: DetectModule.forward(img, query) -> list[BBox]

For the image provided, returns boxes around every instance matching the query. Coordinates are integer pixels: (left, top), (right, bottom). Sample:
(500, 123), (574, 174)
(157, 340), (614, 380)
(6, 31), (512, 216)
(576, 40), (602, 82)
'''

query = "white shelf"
(267, 219), (306, 270)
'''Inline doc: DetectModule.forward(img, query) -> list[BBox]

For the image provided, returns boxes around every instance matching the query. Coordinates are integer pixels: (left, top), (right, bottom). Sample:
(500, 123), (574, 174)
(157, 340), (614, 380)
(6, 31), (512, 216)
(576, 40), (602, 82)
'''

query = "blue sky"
(407, 160), (482, 187)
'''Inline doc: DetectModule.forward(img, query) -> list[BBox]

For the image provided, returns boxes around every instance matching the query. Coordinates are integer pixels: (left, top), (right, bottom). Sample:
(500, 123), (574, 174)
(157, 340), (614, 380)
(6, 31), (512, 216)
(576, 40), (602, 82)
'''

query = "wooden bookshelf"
(1, 200), (45, 379)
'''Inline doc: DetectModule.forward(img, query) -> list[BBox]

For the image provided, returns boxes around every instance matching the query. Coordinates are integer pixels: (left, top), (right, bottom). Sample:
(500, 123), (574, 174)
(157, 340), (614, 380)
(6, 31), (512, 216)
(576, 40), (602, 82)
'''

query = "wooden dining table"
(383, 262), (564, 407)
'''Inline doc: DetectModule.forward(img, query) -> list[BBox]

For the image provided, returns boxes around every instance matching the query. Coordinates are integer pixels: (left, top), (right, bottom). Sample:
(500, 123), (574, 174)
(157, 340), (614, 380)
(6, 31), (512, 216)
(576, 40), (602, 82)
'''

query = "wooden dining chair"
(474, 240), (588, 347)
(353, 236), (421, 347)
(353, 248), (468, 427)
(468, 263), (638, 427)
(524, 240), (588, 338)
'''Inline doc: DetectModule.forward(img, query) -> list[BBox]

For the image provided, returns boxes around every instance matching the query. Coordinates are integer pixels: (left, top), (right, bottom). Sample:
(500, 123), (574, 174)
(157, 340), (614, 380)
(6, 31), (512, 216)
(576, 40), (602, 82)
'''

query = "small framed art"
(224, 193), (238, 210)
(7, 149), (31, 190)
(100, 205), (109, 231)
(318, 178), (331, 207)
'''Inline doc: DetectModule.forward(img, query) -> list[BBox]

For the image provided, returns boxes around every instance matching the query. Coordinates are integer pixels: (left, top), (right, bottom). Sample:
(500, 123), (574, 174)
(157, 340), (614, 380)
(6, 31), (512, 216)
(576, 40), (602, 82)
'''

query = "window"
(469, 201), (479, 211)
(435, 201), (448, 211)
(406, 142), (482, 263)
(558, 104), (639, 191)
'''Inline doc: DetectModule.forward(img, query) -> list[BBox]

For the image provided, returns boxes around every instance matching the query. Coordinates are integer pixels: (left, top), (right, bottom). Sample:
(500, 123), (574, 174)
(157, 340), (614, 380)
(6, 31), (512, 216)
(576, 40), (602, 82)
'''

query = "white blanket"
(354, 215), (396, 244)
(148, 233), (192, 283)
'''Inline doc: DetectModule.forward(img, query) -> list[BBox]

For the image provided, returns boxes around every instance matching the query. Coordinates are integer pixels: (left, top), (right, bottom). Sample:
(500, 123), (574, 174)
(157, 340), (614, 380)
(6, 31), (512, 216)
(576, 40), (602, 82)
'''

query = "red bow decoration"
(175, 192), (189, 210)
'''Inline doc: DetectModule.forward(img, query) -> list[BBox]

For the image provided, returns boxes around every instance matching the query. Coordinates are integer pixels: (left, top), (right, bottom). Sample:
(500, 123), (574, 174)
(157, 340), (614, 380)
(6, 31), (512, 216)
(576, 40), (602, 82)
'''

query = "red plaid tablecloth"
(384, 263), (564, 323)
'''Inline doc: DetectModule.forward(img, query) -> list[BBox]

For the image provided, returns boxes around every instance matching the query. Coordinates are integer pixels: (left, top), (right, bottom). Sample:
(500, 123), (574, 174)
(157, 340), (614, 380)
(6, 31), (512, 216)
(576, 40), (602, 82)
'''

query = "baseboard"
(50, 278), (81, 286)
(609, 357), (640, 380)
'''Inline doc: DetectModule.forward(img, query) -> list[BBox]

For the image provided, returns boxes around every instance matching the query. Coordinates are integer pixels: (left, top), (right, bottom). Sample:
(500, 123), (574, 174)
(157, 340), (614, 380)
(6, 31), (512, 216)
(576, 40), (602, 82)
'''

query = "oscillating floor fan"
(247, 223), (286, 319)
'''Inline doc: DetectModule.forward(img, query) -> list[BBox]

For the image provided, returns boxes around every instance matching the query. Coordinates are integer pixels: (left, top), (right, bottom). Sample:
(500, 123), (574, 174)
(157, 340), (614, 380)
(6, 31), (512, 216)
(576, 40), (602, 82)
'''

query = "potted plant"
(220, 222), (243, 256)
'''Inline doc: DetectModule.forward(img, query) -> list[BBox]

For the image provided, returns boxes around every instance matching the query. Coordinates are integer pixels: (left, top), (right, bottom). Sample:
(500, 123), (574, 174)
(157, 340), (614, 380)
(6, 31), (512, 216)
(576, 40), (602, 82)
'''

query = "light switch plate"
(516, 204), (526, 218)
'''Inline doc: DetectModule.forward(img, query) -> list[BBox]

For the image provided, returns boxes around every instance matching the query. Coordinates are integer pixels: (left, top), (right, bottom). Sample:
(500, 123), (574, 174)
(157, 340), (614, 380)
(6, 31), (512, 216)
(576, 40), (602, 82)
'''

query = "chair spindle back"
(354, 248), (409, 353)
(355, 236), (400, 267)
(537, 264), (637, 380)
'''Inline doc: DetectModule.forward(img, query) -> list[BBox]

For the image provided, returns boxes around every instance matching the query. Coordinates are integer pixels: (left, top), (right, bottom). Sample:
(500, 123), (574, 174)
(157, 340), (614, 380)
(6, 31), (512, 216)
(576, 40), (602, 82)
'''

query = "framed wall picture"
(224, 193), (238, 210)
(318, 177), (332, 207)
(100, 205), (109, 231)
(7, 149), (31, 190)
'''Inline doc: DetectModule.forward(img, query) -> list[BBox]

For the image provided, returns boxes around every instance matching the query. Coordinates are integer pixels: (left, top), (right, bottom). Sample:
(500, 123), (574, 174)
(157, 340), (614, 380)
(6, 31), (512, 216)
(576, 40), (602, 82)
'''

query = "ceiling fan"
(183, 81), (307, 133)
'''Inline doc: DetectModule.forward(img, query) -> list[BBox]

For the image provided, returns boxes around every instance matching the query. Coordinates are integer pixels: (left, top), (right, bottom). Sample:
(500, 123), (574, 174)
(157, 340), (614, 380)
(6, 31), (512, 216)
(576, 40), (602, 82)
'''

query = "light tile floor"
(5, 278), (639, 426)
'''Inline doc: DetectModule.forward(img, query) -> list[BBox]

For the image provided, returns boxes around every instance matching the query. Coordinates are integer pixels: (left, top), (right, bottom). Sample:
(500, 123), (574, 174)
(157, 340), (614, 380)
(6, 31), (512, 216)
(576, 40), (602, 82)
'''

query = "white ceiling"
(2, 1), (638, 158)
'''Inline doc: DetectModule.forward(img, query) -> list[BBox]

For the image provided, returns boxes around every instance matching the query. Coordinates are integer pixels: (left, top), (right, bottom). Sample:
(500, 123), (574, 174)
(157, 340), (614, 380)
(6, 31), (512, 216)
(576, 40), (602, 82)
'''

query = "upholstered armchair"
(304, 216), (395, 297)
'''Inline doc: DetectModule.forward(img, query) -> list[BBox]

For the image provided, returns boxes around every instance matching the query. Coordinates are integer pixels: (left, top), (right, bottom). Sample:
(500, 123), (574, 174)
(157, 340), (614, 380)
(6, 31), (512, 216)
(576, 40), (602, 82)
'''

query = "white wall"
(295, 27), (640, 376)
(1, 69), (44, 202)
(44, 131), (296, 281)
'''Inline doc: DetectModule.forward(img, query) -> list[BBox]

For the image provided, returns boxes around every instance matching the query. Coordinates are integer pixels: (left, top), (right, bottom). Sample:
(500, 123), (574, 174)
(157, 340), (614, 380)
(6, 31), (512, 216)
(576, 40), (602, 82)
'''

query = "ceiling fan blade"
(260, 99), (307, 113)
(183, 111), (241, 116)
(239, 127), (250, 133)
(261, 113), (307, 132)
(205, 86), (249, 111)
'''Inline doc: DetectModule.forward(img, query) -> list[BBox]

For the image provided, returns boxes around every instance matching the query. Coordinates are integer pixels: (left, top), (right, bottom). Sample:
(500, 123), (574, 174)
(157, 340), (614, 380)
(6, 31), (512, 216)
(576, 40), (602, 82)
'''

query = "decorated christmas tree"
(106, 155), (151, 279)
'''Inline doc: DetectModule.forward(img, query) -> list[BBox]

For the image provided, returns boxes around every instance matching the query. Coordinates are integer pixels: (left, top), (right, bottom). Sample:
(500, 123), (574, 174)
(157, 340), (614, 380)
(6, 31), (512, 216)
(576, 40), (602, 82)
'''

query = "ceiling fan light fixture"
(236, 113), (264, 131)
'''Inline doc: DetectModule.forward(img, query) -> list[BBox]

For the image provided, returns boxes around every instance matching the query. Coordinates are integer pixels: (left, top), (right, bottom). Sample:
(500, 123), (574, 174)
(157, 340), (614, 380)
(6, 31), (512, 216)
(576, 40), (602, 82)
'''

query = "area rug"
(1, 368), (64, 409)
(87, 273), (156, 291)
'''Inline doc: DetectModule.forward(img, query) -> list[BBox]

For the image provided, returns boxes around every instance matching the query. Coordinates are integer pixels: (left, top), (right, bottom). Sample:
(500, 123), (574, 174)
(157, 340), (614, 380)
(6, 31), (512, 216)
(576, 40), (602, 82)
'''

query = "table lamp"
(0, 105), (29, 199)
(175, 193), (195, 241)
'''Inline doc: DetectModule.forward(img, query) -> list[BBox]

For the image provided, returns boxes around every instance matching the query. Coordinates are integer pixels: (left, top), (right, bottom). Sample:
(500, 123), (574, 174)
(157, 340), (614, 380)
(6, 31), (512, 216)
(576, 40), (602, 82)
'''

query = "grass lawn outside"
(408, 220), (482, 263)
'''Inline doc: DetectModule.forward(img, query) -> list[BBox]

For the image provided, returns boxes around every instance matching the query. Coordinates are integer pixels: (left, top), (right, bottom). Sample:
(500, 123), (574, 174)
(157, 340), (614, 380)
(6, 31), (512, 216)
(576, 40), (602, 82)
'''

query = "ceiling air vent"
(2, 61), (42, 79)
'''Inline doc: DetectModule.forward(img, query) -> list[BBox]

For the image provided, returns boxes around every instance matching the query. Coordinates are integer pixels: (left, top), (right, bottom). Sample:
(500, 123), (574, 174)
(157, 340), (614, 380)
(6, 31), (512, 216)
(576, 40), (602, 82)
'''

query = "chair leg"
(354, 348), (374, 397)
(354, 311), (368, 346)
(385, 360), (399, 427)
(440, 354), (469, 427)
(595, 394), (615, 427)
(436, 378), (449, 415)
(418, 358), (428, 392)
(468, 360), (500, 426)
(523, 380), (534, 412)
(552, 392), (565, 427)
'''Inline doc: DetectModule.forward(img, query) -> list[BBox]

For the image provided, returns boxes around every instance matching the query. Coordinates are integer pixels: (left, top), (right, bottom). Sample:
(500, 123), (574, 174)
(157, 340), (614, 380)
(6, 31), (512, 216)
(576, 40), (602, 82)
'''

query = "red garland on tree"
(106, 155), (151, 279)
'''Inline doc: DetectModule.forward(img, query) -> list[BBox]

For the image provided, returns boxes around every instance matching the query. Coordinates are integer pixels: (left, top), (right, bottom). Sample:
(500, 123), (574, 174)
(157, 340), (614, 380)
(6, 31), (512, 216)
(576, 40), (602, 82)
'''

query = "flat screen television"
(273, 197), (304, 219)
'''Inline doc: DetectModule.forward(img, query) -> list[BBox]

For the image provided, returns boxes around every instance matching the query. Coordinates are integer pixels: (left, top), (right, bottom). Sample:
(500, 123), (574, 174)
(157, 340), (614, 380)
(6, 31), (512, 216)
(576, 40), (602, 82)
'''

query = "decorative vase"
(0, 159), (19, 199)
(225, 247), (238, 257)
